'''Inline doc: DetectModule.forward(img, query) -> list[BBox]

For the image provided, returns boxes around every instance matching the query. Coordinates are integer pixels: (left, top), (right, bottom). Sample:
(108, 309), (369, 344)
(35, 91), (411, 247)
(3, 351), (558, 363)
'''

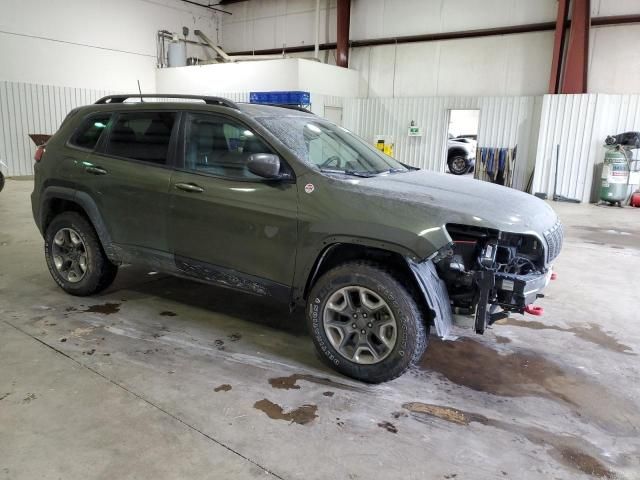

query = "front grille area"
(544, 221), (564, 264)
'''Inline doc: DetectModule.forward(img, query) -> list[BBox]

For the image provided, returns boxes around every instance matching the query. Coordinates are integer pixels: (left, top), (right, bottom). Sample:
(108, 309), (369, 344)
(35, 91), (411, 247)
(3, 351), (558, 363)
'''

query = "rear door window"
(70, 114), (112, 150)
(103, 112), (177, 165)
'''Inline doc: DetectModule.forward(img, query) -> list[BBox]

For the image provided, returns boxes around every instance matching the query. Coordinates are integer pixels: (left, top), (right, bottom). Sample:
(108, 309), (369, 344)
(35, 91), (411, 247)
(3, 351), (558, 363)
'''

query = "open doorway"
(445, 109), (479, 176)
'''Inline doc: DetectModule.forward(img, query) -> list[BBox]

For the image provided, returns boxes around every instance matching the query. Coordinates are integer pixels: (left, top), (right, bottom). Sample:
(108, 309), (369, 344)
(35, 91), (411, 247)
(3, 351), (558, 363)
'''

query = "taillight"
(34, 145), (46, 162)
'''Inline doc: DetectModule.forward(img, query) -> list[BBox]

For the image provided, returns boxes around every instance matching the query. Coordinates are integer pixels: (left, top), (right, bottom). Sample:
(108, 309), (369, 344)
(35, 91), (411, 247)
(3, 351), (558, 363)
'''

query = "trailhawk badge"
(304, 183), (315, 194)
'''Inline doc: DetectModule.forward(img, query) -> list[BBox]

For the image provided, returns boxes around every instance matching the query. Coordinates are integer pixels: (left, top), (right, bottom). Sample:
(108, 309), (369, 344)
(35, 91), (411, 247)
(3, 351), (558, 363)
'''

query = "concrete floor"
(1, 178), (639, 480)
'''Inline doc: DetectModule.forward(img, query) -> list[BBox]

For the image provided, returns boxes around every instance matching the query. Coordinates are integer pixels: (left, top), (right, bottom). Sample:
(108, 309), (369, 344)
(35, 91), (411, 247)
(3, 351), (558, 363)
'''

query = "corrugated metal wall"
(4, 82), (638, 204)
(341, 95), (540, 191)
(531, 94), (640, 202)
(0, 81), (112, 177)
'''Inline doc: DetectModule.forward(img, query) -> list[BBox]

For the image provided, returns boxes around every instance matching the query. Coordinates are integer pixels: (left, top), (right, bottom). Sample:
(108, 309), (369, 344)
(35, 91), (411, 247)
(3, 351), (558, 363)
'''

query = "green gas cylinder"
(599, 147), (630, 205)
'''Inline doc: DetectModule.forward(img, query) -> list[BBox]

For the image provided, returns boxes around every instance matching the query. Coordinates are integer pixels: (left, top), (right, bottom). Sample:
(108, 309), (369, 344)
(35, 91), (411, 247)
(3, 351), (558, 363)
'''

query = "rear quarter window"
(69, 114), (112, 150)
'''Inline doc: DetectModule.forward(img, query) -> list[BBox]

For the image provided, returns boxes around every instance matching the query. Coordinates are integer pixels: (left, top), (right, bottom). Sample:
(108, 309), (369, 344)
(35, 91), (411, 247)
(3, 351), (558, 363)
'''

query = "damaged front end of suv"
(411, 220), (563, 339)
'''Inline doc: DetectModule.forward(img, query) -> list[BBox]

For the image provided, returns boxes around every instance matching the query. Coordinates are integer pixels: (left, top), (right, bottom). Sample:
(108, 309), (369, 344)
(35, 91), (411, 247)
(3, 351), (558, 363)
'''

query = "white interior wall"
(221, 0), (640, 96)
(155, 59), (360, 97)
(0, 0), (219, 91)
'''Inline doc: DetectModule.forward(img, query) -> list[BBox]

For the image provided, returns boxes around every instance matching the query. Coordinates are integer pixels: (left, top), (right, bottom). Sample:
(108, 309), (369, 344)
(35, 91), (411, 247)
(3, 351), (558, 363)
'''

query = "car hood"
(354, 170), (558, 236)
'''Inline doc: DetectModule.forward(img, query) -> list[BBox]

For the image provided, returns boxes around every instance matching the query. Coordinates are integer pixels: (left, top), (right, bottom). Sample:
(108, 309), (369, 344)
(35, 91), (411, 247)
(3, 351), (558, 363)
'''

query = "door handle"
(175, 182), (204, 193)
(85, 166), (108, 175)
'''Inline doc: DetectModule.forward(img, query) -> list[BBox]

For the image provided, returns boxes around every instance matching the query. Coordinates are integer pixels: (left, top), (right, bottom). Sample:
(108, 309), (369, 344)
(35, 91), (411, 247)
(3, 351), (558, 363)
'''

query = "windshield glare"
(256, 116), (408, 175)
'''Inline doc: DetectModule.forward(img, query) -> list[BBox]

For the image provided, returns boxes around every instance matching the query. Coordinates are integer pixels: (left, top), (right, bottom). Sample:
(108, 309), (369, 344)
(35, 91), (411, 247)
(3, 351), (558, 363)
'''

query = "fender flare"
(39, 186), (119, 262)
(447, 147), (471, 160)
(294, 232), (448, 301)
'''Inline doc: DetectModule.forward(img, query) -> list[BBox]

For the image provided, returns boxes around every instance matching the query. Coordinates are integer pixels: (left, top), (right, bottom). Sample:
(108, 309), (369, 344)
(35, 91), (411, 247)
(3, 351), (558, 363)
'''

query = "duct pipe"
(336, 0), (350, 67)
(194, 29), (286, 62)
(314, 0), (320, 59)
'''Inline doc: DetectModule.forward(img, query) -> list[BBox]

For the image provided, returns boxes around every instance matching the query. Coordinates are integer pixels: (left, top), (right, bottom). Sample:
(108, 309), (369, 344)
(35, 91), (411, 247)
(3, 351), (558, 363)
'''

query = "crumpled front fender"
(408, 258), (456, 340)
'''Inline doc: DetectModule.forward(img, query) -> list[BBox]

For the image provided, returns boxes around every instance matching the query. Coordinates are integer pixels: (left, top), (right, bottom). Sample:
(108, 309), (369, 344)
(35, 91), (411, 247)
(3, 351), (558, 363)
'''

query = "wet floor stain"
(420, 337), (568, 399)
(497, 317), (635, 355)
(322, 391), (335, 397)
(253, 399), (317, 425)
(159, 311), (176, 317)
(82, 303), (121, 315)
(21, 393), (36, 404)
(403, 402), (487, 426)
(573, 225), (640, 250)
(420, 337), (639, 436)
(404, 402), (615, 479)
(268, 373), (367, 392)
(378, 421), (398, 433)
(214, 384), (232, 393)
(70, 327), (95, 337)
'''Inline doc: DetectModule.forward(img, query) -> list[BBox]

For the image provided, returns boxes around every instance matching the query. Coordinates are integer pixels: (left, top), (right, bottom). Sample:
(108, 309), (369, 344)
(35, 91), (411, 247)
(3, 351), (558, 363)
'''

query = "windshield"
(256, 116), (409, 176)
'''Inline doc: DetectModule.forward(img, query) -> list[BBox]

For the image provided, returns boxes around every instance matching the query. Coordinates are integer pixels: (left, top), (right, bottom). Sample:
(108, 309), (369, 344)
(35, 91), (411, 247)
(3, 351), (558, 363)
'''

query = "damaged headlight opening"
(434, 223), (563, 334)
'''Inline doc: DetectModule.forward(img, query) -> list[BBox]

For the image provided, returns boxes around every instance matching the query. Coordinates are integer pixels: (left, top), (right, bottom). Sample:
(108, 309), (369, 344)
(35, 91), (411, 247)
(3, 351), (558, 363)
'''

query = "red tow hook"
(524, 305), (544, 316)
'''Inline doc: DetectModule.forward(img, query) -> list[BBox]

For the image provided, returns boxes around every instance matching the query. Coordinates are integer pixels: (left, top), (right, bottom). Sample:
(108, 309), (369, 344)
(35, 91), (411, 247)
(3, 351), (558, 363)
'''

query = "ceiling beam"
(548, 0), (570, 94)
(226, 14), (640, 56)
(177, 0), (232, 14)
(561, 0), (590, 93)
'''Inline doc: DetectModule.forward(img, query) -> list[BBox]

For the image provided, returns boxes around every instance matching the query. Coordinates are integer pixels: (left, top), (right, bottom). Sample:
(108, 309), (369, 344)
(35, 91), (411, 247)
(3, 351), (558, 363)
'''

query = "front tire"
(44, 212), (118, 296)
(0, 173), (5, 192)
(307, 262), (428, 383)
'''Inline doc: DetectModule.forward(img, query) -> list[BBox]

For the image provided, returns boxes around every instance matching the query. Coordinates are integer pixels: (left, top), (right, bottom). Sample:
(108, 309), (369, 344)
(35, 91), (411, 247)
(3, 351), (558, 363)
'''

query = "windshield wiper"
(319, 168), (376, 178)
(378, 168), (410, 174)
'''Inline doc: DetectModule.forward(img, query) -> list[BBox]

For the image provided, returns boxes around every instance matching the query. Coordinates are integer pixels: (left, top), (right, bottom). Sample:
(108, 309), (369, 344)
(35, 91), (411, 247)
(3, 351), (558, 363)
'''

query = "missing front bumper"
(475, 269), (550, 333)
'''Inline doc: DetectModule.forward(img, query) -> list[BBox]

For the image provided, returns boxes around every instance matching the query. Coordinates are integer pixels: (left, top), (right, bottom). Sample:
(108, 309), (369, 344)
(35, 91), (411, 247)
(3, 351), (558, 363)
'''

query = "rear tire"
(44, 212), (118, 296)
(448, 155), (470, 175)
(0, 173), (5, 192)
(307, 261), (428, 383)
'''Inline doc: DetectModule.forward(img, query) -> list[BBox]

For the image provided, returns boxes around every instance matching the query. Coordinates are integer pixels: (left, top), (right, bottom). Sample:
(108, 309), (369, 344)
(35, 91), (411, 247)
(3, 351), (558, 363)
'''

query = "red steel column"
(336, 0), (351, 68)
(548, 0), (570, 93)
(561, 0), (591, 93)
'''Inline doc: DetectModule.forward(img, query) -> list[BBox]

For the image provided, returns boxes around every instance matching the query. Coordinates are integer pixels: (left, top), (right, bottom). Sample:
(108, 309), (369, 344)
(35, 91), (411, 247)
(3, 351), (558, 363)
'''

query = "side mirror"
(248, 153), (282, 179)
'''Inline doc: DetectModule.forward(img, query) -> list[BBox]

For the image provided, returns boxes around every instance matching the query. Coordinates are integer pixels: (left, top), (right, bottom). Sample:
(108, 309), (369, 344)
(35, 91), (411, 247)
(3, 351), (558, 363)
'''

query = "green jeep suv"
(31, 94), (562, 383)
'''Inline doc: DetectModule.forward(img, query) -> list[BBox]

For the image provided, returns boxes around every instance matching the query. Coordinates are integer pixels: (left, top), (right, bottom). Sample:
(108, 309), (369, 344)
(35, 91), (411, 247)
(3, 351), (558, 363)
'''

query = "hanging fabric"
(475, 145), (517, 187)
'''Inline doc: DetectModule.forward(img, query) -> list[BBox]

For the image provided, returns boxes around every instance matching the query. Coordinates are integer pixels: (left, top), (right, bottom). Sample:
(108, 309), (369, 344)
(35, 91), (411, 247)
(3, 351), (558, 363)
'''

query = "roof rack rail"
(94, 94), (239, 109)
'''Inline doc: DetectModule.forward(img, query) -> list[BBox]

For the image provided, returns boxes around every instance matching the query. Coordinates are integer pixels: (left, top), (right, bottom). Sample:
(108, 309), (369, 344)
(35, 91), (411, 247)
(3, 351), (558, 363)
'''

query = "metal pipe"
(336, 0), (350, 67)
(159, 30), (208, 47)
(195, 29), (233, 61)
(314, 0), (320, 59)
(194, 29), (286, 62)
(592, 14), (640, 26)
